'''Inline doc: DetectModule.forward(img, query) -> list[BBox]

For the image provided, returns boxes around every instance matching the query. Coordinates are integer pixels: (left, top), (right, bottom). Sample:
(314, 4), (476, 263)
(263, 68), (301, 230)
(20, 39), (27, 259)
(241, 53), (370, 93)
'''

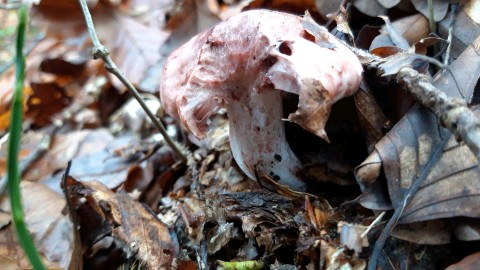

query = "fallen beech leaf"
(370, 14), (430, 51)
(377, 0), (401, 9)
(384, 14), (429, 45)
(355, 36), (480, 227)
(108, 14), (170, 93)
(353, 0), (387, 17)
(64, 176), (178, 269)
(446, 251), (480, 270)
(23, 128), (113, 183)
(0, 181), (77, 269)
(411, 0), (450, 22)
(453, 218), (480, 241)
(391, 220), (451, 244)
(378, 16), (410, 50)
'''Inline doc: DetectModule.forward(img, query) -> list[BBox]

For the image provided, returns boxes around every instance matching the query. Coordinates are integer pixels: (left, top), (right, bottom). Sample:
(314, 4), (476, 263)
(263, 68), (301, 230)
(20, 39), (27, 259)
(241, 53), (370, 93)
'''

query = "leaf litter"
(1, 0), (480, 269)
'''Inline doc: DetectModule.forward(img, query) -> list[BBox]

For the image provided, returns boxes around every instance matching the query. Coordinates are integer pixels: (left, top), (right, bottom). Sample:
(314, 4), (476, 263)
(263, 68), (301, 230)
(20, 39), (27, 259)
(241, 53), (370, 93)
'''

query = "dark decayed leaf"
(64, 176), (178, 270)
(446, 251), (480, 270)
(370, 14), (429, 51)
(355, 35), (480, 225)
(220, 192), (301, 255)
(27, 82), (72, 127)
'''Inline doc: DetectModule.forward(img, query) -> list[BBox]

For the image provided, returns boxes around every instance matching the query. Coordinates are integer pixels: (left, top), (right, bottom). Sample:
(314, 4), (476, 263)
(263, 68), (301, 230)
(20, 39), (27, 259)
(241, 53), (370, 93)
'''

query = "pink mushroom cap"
(160, 10), (362, 190)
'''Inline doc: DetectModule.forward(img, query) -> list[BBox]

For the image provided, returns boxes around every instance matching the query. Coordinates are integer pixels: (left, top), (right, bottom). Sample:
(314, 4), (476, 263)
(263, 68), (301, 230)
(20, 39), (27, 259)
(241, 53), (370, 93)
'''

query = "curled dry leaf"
(64, 176), (178, 269)
(355, 36), (480, 230)
(160, 10), (362, 190)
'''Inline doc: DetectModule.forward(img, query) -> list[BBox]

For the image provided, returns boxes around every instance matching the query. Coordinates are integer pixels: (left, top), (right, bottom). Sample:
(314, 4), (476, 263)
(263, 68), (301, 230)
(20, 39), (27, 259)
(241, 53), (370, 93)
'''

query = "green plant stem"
(7, 5), (46, 270)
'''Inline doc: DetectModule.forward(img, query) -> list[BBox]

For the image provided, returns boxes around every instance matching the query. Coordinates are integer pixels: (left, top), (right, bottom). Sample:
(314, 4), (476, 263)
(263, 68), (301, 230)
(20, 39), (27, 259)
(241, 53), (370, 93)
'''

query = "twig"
(397, 67), (480, 161)
(444, 3), (458, 66)
(367, 134), (450, 270)
(7, 5), (46, 270)
(77, 0), (186, 162)
(349, 47), (480, 161)
(361, 211), (385, 238)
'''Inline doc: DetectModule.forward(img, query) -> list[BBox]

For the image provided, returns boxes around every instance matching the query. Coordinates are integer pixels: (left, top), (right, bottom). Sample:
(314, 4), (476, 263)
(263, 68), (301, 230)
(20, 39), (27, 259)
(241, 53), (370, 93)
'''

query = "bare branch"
(77, 0), (187, 161)
(349, 47), (480, 161)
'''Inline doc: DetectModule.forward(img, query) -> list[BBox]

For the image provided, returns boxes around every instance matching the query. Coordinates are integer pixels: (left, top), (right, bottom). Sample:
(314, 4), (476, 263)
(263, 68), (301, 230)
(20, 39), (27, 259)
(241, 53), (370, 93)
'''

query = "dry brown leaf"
(354, 83), (388, 151)
(377, 0), (401, 9)
(391, 220), (451, 244)
(22, 129), (113, 184)
(27, 82), (72, 128)
(315, 0), (342, 18)
(244, 0), (318, 15)
(43, 135), (167, 194)
(378, 15), (410, 50)
(107, 14), (171, 93)
(353, 0), (387, 17)
(410, 0), (450, 22)
(64, 176), (178, 269)
(0, 181), (77, 269)
(355, 35), (480, 227)
(446, 251), (480, 270)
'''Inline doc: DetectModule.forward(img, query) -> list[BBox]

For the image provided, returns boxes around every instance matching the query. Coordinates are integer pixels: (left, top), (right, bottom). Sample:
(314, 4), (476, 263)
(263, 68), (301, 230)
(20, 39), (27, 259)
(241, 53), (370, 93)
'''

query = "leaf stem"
(7, 5), (47, 270)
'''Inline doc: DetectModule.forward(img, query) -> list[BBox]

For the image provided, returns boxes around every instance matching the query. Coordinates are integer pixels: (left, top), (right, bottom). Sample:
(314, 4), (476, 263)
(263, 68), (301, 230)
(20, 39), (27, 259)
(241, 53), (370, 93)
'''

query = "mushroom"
(160, 10), (362, 191)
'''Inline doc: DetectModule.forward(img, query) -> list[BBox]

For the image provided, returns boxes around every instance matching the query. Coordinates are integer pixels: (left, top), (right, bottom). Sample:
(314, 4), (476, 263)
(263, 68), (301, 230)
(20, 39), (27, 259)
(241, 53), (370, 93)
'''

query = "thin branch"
(77, 0), (186, 161)
(397, 67), (480, 161)
(361, 211), (385, 238)
(349, 47), (480, 161)
(444, 3), (458, 66)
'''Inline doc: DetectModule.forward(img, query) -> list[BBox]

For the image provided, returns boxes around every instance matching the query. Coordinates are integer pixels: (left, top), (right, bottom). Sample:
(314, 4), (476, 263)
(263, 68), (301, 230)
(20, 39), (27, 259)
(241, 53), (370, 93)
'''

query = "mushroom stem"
(227, 86), (305, 190)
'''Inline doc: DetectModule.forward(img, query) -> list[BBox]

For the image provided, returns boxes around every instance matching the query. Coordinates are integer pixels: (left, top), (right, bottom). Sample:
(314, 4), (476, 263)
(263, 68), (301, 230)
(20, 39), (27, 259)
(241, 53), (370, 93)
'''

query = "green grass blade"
(7, 5), (47, 270)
